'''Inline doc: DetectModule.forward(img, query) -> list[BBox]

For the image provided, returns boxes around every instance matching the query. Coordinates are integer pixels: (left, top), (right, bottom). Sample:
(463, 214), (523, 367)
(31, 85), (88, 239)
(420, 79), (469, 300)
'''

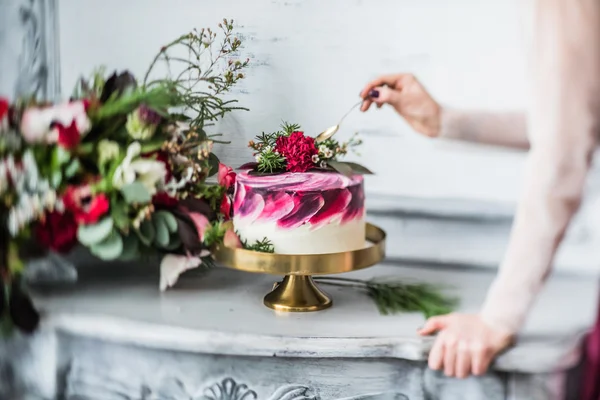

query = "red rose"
(274, 131), (318, 173)
(217, 163), (236, 189)
(153, 192), (178, 208)
(0, 98), (9, 121)
(36, 211), (78, 253)
(54, 120), (81, 149)
(63, 185), (110, 224)
(220, 193), (232, 220)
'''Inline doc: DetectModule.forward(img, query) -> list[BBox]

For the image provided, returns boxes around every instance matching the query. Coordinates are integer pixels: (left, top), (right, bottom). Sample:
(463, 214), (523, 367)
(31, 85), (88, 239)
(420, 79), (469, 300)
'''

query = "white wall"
(58, 0), (533, 204)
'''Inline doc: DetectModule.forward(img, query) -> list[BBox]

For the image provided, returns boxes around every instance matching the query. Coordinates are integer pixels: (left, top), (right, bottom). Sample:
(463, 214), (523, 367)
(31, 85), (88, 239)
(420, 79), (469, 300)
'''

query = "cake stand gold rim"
(213, 222), (386, 276)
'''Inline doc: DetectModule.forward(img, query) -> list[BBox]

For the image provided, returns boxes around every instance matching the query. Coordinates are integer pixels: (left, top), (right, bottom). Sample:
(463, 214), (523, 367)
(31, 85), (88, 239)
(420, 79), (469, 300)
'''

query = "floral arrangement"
(243, 123), (372, 176)
(0, 20), (250, 334)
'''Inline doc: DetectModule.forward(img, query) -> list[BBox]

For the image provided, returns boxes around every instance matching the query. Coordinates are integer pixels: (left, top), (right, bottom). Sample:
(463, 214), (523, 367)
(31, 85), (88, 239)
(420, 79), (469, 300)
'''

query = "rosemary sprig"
(314, 276), (458, 318)
(242, 237), (275, 253)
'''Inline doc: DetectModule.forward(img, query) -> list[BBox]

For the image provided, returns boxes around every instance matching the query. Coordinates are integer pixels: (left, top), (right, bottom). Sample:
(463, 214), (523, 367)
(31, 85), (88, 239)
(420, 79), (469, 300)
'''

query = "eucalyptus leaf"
(207, 152), (220, 177)
(77, 217), (114, 246)
(119, 234), (140, 261)
(64, 159), (81, 178)
(90, 231), (124, 260)
(50, 171), (62, 188)
(155, 210), (178, 233)
(121, 182), (152, 204)
(152, 213), (170, 248)
(342, 161), (374, 175)
(327, 161), (353, 178)
(136, 219), (155, 246)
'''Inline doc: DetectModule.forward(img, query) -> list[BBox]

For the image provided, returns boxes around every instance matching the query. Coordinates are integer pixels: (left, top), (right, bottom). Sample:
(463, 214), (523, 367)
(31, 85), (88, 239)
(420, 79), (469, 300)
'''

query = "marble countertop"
(31, 258), (597, 374)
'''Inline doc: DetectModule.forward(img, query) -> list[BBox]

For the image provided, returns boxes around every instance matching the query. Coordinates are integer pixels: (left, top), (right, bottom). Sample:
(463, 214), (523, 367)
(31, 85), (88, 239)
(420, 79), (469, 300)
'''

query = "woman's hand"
(360, 74), (442, 137)
(418, 313), (514, 378)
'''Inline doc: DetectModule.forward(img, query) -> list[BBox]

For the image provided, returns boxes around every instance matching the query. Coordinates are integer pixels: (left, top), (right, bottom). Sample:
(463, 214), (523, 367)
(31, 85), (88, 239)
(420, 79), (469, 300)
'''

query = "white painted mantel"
(1, 258), (596, 400)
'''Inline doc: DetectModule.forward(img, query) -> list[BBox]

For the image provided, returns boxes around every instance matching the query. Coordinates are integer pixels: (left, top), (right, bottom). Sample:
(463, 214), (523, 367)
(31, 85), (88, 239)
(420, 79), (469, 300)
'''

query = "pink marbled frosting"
(233, 170), (365, 230)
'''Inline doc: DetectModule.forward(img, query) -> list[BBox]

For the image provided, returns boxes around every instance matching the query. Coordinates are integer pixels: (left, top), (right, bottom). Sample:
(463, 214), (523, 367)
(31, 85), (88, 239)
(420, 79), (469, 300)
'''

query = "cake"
(233, 170), (365, 254)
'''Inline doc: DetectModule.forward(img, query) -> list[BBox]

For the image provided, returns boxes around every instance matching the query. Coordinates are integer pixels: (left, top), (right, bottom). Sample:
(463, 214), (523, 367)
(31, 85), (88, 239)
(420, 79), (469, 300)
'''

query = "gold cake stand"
(213, 223), (386, 312)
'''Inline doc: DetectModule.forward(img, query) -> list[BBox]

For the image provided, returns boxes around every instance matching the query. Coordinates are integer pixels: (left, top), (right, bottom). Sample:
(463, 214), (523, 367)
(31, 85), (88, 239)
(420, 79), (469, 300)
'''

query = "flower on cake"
(274, 131), (318, 173)
(245, 122), (370, 177)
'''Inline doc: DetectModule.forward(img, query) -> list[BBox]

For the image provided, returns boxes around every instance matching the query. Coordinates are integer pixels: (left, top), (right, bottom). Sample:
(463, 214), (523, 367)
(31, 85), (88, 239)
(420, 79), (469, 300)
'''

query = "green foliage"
(242, 237), (274, 253)
(314, 277), (458, 318)
(90, 231), (124, 261)
(142, 19), (250, 129)
(93, 85), (178, 121)
(120, 182), (152, 204)
(151, 210), (180, 250)
(77, 217), (114, 246)
(327, 160), (373, 177)
(256, 150), (286, 174)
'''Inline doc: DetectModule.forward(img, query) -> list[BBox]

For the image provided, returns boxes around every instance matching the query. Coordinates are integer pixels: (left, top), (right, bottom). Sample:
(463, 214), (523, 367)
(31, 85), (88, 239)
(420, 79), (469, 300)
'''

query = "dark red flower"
(63, 185), (110, 224)
(0, 98), (9, 121)
(35, 211), (78, 253)
(274, 131), (318, 173)
(220, 193), (232, 220)
(54, 120), (81, 149)
(153, 192), (178, 208)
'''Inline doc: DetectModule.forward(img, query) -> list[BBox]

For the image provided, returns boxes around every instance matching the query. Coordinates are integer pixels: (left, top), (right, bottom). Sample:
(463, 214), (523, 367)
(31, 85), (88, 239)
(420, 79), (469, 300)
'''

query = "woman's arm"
(480, 0), (600, 334)
(439, 109), (529, 150)
(359, 75), (529, 150)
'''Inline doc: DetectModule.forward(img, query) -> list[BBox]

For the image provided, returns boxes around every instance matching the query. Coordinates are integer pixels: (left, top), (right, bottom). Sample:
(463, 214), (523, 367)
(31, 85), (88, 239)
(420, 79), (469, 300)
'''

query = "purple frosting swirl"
(233, 170), (365, 229)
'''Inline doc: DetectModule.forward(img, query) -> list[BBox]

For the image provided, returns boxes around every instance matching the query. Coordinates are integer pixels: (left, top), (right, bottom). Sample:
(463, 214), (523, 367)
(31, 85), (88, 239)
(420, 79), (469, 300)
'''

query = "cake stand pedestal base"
(264, 275), (332, 312)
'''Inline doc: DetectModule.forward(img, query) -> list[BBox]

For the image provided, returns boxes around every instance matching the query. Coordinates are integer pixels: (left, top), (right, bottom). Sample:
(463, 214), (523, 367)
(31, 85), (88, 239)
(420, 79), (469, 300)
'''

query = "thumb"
(418, 315), (449, 336)
(369, 86), (402, 108)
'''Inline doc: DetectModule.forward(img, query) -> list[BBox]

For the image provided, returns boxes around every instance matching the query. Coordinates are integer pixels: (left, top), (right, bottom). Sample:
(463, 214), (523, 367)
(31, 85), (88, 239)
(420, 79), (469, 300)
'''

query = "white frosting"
(234, 213), (366, 254)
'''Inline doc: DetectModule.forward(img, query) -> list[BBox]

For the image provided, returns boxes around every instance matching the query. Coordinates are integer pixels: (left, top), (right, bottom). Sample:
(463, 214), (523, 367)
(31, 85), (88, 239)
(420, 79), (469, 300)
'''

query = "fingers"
(471, 344), (493, 376)
(360, 86), (402, 112)
(418, 315), (449, 336)
(428, 335), (445, 371)
(359, 73), (407, 98)
(443, 336), (457, 377)
(455, 341), (472, 379)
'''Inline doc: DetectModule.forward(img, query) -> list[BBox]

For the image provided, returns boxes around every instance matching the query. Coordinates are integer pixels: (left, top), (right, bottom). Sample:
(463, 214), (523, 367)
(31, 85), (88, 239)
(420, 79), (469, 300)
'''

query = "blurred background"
(2, 0), (599, 276)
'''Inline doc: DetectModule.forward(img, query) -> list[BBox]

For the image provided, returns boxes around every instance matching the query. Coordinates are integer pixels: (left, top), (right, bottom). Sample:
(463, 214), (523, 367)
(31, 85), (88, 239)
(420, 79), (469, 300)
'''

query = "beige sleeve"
(480, 0), (600, 334)
(439, 109), (529, 150)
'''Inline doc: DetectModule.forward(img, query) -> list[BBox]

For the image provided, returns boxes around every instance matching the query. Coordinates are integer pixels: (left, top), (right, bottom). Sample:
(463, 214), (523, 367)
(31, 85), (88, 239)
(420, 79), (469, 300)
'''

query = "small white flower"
(311, 154), (320, 163)
(255, 153), (262, 162)
(113, 142), (167, 195)
(319, 145), (328, 154)
(320, 160), (328, 169)
(324, 148), (334, 159)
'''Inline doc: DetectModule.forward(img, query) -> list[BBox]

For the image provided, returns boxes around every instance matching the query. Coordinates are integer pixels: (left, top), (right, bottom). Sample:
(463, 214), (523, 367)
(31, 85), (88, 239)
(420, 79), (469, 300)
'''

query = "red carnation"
(63, 185), (110, 224)
(274, 131), (318, 173)
(35, 211), (78, 253)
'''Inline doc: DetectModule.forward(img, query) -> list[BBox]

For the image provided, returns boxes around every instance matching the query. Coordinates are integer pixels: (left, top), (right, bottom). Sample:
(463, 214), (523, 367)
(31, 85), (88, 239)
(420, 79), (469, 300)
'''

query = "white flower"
(319, 144), (328, 154)
(311, 154), (320, 163)
(255, 153), (262, 162)
(112, 142), (167, 195)
(323, 148), (333, 159)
